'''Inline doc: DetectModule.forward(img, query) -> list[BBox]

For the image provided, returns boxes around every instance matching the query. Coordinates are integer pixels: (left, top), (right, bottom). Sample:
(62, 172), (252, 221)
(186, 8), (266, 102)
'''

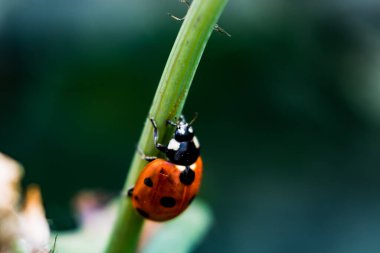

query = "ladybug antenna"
(189, 112), (198, 125)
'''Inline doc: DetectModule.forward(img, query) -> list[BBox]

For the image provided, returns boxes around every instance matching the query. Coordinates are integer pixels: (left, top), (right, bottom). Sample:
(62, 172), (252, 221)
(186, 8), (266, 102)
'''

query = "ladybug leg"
(170, 0), (231, 37)
(121, 186), (134, 198)
(167, 115), (179, 126)
(127, 187), (134, 197)
(149, 117), (168, 153)
(137, 146), (157, 162)
(167, 119), (177, 126)
(213, 25), (232, 37)
(180, 0), (191, 7)
(168, 0), (190, 21)
(168, 13), (186, 22)
(141, 155), (157, 162)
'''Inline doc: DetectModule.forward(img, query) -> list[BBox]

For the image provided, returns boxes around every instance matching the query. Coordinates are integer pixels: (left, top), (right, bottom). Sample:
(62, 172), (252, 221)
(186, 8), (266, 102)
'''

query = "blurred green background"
(1, 0), (380, 252)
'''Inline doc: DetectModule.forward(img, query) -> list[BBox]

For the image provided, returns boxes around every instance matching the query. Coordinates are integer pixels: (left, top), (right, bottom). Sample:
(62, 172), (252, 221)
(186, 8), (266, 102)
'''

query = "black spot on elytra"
(136, 208), (149, 218)
(160, 197), (176, 208)
(134, 195), (139, 201)
(127, 187), (134, 197)
(180, 167), (195, 185)
(160, 168), (168, 176)
(188, 195), (196, 205)
(144, 177), (153, 187)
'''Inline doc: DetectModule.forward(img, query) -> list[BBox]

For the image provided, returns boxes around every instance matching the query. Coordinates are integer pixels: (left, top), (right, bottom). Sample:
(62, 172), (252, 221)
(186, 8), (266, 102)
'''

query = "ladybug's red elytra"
(128, 115), (202, 222)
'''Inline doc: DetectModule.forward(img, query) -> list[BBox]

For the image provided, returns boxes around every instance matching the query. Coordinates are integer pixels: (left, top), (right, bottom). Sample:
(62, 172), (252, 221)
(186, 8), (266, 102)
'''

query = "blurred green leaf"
(51, 200), (117, 253)
(141, 199), (213, 253)
(51, 199), (212, 253)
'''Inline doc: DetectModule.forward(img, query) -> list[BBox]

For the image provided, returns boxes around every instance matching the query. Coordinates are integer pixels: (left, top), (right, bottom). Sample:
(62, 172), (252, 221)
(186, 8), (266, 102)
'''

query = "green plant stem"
(104, 0), (228, 252)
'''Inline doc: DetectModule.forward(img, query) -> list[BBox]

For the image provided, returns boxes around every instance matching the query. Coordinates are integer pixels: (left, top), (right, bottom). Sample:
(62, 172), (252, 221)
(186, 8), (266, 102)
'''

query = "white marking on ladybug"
(175, 165), (186, 172)
(178, 124), (187, 134)
(190, 163), (197, 170)
(168, 139), (180, 151)
(193, 137), (200, 149)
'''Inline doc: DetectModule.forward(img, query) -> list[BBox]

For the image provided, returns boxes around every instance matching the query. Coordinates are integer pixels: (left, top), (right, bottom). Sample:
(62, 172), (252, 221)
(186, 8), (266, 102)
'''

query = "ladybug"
(128, 115), (202, 221)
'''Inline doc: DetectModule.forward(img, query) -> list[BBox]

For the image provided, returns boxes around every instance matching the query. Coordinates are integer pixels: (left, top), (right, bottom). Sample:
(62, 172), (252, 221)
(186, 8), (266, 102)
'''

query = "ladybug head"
(173, 114), (197, 142)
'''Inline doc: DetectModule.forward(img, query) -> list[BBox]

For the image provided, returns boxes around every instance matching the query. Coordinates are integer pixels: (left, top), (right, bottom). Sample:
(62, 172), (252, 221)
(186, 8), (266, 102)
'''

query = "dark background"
(1, 0), (380, 252)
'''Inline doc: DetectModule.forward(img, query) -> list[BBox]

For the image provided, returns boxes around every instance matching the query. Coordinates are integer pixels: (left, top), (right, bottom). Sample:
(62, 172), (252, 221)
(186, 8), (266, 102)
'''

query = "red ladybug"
(128, 115), (202, 221)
